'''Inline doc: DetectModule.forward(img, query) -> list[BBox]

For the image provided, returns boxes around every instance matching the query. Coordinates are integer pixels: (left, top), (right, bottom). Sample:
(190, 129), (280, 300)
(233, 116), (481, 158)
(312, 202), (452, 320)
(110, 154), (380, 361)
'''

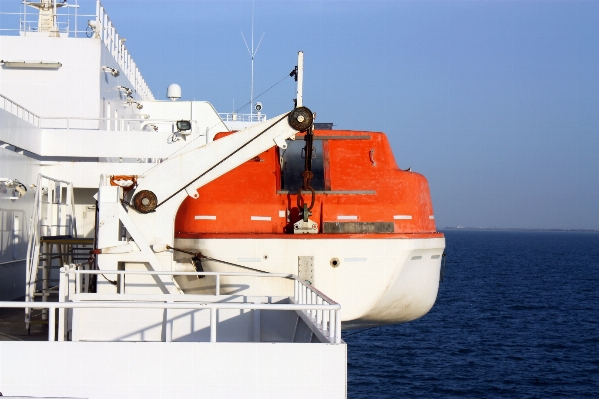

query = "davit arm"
(95, 107), (314, 283)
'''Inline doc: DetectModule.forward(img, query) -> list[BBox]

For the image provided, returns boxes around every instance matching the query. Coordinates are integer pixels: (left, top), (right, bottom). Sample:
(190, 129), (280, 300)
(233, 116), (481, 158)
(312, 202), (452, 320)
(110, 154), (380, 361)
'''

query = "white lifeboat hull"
(174, 236), (445, 328)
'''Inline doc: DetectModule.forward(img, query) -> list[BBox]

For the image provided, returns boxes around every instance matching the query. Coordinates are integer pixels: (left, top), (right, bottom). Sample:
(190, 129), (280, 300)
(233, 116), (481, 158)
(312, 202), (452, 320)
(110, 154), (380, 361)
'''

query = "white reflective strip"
(251, 216), (271, 221)
(195, 215), (216, 220)
(238, 257), (261, 262)
(337, 216), (358, 220)
(344, 258), (367, 262)
(393, 215), (412, 220)
(429, 215), (435, 219)
(279, 210), (286, 218)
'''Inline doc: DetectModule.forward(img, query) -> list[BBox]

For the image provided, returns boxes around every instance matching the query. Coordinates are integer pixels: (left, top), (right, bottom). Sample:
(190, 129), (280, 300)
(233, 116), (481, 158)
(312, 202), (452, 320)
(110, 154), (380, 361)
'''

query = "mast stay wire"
(139, 72), (291, 177)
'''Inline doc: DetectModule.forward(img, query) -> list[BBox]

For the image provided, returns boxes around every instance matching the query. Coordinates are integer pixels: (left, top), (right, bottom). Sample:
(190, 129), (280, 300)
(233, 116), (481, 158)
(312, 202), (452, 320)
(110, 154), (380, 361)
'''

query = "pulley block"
(288, 106), (314, 131)
(133, 190), (158, 213)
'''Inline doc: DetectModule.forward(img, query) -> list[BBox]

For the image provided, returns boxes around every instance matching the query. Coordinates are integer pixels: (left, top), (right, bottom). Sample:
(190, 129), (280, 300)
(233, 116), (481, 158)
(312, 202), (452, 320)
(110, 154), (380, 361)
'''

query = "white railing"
(25, 174), (78, 326)
(0, 96), (196, 133)
(96, 1), (154, 100)
(219, 113), (268, 123)
(0, 93), (41, 126)
(9, 267), (342, 344)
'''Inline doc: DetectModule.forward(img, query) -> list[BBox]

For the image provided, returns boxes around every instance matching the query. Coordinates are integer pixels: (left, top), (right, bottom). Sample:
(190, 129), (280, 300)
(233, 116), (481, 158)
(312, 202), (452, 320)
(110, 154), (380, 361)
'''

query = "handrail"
(0, 300), (341, 344)
(0, 94), (199, 132)
(58, 265), (342, 343)
(64, 266), (339, 304)
(0, 93), (41, 127)
(219, 113), (267, 123)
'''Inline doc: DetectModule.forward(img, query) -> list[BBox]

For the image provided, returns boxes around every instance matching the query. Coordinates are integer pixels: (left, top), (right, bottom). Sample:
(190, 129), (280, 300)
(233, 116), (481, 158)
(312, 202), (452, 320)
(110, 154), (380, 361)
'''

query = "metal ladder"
(24, 174), (93, 330)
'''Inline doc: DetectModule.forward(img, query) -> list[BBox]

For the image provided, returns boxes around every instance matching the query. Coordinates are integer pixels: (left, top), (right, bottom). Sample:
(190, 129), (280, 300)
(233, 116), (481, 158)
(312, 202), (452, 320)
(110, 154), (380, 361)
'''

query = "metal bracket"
(294, 218), (318, 234)
(185, 185), (200, 199)
(273, 134), (288, 150)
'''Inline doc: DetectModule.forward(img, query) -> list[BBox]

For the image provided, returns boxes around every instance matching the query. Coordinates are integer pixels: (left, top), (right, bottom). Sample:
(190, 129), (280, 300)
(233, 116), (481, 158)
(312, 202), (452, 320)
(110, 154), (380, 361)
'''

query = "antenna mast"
(241, 0), (265, 116)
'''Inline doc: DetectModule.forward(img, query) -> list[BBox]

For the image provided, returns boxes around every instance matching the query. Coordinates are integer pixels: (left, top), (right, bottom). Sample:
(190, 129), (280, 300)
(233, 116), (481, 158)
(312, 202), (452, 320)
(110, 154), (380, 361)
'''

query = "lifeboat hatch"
(298, 256), (314, 285)
(281, 140), (325, 191)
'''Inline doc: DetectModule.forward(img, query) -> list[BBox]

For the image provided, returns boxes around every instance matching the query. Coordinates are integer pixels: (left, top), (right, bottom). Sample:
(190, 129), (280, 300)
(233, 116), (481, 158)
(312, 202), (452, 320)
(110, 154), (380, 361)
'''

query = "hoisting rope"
(166, 245), (269, 274)
(154, 112), (290, 209)
(296, 125), (316, 221)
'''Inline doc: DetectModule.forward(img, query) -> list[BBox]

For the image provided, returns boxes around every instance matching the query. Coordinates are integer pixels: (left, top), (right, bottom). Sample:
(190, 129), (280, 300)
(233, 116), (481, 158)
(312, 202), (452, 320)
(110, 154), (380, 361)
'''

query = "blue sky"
(9, 0), (599, 229)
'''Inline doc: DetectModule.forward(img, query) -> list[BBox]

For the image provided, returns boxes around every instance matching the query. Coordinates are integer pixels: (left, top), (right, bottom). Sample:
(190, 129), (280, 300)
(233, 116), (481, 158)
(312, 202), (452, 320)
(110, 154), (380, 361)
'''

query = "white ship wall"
(0, 36), (101, 119)
(0, 341), (346, 398)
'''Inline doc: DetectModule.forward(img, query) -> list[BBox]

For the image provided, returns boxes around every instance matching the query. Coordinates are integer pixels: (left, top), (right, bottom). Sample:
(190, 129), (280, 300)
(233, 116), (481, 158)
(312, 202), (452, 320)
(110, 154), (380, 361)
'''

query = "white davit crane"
(95, 52), (310, 293)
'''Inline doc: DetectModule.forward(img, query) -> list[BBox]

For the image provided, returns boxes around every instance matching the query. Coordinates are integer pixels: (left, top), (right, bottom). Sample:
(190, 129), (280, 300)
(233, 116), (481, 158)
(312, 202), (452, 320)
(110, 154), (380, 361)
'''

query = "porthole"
(330, 258), (340, 268)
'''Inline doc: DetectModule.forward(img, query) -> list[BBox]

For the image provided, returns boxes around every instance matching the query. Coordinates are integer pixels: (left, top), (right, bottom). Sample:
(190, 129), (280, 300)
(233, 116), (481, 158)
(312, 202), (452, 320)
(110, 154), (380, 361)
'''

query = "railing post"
(329, 310), (335, 340)
(253, 304), (261, 342)
(165, 300), (173, 343)
(119, 271), (125, 294)
(322, 302), (328, 332)
(75, 267), (81, 294)
(41, 241), (50, 320)
(58, 267), (67, 341)
(335, 309), (342, 344)
(215, 274), (220, 296)
(316, 296), (322, 326)
(48, 306), (55, 342)
(294, 279), (298, 302)
(210, 307), (217, 342)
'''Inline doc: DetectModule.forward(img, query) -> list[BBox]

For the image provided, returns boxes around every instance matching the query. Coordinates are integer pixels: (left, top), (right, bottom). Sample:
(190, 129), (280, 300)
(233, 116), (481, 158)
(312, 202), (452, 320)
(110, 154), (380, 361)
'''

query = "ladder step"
(33, 293), (58, 297)
(28, 319), (49, 325)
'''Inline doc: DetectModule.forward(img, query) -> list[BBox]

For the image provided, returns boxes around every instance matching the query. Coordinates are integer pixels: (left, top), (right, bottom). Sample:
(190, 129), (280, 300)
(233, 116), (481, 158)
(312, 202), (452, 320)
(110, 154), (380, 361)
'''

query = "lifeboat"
(173, 128), (445, 328)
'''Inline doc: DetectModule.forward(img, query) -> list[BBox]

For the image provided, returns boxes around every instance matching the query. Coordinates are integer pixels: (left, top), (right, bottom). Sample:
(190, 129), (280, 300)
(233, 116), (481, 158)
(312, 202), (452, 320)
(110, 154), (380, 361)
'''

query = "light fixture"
(0, 60), (62, 69)
(103, 66), (119, 77)
(119, 86), (133, 96)
(126, 96), (143, 109)
(0, 178), (27, 199)
(176, 120), (192, 132)
(88, 20), (101, 38)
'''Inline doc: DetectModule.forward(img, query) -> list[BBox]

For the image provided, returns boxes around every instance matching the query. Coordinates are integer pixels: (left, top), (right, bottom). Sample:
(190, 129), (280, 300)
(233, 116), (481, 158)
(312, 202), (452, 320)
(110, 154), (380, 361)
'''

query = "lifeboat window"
(281, 139), (325, 191)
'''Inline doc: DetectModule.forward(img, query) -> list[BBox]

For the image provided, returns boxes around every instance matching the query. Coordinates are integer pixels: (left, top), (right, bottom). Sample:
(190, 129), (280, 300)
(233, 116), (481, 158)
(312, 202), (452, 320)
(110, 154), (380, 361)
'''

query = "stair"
(25, 175), (92, 330)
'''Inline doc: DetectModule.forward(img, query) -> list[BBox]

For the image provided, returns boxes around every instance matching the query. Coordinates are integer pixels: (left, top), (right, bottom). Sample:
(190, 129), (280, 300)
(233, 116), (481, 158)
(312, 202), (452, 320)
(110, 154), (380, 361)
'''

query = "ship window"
(281, 139), (325, 191)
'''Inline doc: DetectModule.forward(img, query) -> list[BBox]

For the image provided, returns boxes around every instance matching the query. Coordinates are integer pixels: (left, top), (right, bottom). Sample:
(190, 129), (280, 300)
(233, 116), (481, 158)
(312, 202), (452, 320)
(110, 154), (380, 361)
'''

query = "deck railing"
(0, 95), (197, 133)
(7, 266), (342, 344)
(219, 113), (268, 123)
(0, 93), (41, 126)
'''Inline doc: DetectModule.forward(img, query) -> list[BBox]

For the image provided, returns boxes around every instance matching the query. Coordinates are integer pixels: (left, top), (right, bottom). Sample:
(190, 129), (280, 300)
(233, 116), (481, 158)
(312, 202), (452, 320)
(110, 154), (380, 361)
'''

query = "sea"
(344, 230), (599, 398)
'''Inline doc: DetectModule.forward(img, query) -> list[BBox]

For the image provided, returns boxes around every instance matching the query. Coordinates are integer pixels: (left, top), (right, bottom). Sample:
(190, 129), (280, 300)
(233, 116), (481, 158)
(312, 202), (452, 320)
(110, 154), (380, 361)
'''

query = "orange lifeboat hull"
(174, 130), (445, 327)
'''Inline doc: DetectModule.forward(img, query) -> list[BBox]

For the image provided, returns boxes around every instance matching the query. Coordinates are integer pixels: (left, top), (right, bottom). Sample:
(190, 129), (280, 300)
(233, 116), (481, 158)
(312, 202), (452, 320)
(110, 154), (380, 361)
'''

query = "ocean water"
(344, 230), (599, 398)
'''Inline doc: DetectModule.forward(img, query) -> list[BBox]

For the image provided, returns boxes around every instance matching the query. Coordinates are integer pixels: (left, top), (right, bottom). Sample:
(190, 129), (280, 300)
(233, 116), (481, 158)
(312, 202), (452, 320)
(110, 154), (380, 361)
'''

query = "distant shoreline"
(442, 227), (599, 233)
